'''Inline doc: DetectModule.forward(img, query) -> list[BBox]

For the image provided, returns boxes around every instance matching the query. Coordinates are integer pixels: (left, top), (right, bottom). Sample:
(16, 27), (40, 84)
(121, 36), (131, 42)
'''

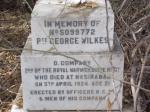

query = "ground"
(0, 5), (30, 111)
(0, 0), (150, 112)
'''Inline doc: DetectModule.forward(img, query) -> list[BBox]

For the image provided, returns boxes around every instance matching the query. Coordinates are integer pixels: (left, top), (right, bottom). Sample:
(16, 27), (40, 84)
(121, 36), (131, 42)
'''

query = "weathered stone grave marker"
(20, 35), (124, 111)
(11, 0), (124, 112)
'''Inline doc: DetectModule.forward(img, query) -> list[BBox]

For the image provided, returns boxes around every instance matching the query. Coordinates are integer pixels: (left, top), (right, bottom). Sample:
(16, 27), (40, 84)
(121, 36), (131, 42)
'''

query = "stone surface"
(31, 0), (114, 52)
(10, 86), (133, 112)
(11, 105), (23, 112)
(21, 34), (124, 111)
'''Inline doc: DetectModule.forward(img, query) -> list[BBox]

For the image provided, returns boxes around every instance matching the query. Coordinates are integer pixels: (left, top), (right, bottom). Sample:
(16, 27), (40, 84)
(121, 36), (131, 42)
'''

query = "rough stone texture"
(20, 34), (124, 111)
(10, 86), (132, 112)
(31, 0), (114, 52)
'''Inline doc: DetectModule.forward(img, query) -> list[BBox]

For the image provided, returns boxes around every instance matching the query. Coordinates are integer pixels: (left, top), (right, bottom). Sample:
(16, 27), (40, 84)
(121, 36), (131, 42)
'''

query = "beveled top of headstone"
(32, 0), (113, 18)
